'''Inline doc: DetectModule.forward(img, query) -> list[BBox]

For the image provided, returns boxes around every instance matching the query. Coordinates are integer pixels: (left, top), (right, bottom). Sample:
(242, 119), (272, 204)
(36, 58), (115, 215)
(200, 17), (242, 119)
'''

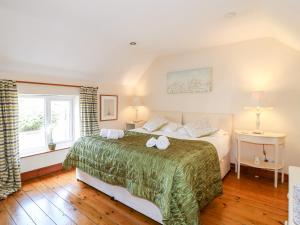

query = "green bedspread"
(63, 131), (222, 225)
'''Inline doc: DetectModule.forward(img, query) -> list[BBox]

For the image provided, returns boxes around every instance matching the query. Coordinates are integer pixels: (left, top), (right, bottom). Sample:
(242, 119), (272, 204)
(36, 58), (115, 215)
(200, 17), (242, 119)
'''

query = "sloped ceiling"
(0, 0), (299, 85)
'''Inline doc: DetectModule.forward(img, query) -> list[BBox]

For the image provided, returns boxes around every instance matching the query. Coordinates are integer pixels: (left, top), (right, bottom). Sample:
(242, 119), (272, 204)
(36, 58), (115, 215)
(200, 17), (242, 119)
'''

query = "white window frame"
(46, 95), (75, 145)
(18, 94), (76, 156)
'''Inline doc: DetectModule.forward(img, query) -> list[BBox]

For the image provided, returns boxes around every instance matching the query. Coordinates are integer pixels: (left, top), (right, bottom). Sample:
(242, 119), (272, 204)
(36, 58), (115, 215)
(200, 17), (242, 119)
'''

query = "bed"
(64, 111), (233, 225)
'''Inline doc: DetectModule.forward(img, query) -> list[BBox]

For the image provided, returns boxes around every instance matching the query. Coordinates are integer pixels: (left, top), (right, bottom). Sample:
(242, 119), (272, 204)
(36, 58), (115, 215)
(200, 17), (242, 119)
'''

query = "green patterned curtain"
(0, 80), (21, 199)
(80, 86), (99, 137)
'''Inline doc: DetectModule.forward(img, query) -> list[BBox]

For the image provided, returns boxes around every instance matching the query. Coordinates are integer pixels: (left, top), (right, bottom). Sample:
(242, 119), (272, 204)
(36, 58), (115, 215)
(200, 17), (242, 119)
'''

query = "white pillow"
(184, 119), (219, 138)
(143, 117), (168, 132)
(215, 129), (229, 136)
(160, 122), (182, 132)
(176, 127), (190, 136)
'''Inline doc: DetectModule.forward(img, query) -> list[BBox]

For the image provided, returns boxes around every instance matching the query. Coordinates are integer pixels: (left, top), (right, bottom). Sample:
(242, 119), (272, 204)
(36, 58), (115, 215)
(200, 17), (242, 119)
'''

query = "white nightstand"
(125, 121), (144, 131)
(235, 130), (286, 188)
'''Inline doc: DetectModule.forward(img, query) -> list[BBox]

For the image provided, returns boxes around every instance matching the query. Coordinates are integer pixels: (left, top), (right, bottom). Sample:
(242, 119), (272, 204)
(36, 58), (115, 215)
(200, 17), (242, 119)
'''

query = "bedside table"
(125, 121), (144, 131)
(235, 130), (286, 188)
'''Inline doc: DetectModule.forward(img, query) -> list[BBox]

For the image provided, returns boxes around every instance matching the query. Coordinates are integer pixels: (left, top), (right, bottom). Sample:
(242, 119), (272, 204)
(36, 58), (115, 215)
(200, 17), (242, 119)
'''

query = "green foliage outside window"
(19, 114), (44, 132)
(19, 113), (58, 132)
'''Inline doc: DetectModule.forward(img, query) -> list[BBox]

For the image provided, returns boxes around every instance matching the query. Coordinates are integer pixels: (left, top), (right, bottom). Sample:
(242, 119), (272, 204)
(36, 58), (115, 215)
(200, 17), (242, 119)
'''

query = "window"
(18, 95), (76, 156)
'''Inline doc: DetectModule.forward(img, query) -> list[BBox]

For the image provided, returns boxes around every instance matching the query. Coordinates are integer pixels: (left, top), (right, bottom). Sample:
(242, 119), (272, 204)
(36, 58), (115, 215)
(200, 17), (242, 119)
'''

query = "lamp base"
(253, 130), (264, 134)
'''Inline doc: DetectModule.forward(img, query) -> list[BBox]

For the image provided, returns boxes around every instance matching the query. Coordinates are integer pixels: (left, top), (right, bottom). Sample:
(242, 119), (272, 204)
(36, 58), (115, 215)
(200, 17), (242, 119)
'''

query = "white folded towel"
(146, 137), (157, 148)
(118, 130), (125, 138)
(100, 129), (109, 138)
(101, 129), (124, 139)
(294, 184), (300, 225)
(107, 130), (119, 139)
(156, 136), (170, 150)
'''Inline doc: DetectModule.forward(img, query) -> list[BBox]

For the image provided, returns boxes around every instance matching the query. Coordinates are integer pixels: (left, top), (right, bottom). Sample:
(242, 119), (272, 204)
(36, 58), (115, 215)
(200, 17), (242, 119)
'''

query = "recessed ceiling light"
(129, 42), (137, 46)
(224, 11), (237, 18)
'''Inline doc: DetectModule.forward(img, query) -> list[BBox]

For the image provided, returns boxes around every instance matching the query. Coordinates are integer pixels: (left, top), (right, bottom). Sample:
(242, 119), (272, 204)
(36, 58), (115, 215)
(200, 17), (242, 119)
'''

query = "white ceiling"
(0, 0), (299, 85)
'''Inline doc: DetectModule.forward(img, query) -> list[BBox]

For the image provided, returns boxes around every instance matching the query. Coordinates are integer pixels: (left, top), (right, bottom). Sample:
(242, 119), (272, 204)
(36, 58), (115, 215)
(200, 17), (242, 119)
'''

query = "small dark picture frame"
(100, 95), (118, 121)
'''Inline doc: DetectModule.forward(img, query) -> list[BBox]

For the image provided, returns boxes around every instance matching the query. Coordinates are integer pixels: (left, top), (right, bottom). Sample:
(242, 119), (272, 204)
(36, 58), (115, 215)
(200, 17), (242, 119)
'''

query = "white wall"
(136, 38), (300, 171)
(20, 149), (69, 173)
(0, 73), (133, 172)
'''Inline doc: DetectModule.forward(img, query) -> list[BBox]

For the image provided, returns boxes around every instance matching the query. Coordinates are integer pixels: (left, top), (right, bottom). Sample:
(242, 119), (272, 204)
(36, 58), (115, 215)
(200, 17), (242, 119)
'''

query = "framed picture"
(167, 67), (212, 94)
(100, 95), (118, 121)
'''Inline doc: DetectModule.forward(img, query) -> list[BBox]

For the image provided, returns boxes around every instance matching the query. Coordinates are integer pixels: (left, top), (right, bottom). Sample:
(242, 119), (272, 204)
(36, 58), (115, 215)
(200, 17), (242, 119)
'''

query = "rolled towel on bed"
(146, 137), (157, 148)
(156, 135), (170, 150)
(101, 129), (125, 139)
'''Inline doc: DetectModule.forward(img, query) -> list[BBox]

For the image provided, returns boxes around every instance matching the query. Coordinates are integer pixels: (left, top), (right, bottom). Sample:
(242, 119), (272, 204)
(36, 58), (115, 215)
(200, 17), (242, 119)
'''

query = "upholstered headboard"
(149, 111), (182, 123)
(148, 111), (233, 133)
(182, 112), (233, 134)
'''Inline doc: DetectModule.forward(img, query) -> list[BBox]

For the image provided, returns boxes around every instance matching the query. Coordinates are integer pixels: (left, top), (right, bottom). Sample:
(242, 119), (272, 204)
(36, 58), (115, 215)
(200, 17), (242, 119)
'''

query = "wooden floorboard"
(22, 183), (75, 225)
(29, 179), (96, 225)
(0, 201), (16, 225)
(13, 190), (56, 225)
(2, 195), (35, 225)
(0, 169), (288, 225)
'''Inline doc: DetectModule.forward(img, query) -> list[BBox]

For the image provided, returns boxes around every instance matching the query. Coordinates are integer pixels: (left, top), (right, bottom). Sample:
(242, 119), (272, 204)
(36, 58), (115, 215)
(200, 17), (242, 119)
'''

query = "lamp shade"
(244, 91), (273, 110)
(131, 96), (143, 107)
(252, 91), (264, 107)
(244, 91), (273, 134)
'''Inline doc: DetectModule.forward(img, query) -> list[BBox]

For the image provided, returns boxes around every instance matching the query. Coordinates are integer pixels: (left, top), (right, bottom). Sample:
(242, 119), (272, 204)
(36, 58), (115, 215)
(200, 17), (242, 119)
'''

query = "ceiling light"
(129, 42), (137, 46)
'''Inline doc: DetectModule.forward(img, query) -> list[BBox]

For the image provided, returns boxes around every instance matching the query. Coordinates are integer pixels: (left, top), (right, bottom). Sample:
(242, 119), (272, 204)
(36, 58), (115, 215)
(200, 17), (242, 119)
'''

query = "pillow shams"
(160, 122), (182, 132)
(143, 117), (168, 132)
(176, 126), (190, 137)
(184, 119), (219, 138)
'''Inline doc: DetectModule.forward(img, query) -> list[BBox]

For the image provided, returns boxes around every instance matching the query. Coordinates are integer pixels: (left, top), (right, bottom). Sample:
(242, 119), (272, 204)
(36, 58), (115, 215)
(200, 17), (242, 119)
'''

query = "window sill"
(20, 143), (72, 158)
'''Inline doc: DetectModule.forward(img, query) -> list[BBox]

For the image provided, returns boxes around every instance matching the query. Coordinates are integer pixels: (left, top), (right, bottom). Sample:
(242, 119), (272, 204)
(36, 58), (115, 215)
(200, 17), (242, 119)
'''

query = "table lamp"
(131, 96), (143, 123)
(244, 91), (273, 134)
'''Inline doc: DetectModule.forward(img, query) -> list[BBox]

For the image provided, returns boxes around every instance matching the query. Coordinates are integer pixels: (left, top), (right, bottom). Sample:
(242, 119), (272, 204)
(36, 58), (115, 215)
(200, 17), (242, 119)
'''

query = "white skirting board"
(76, 152), (231, 224)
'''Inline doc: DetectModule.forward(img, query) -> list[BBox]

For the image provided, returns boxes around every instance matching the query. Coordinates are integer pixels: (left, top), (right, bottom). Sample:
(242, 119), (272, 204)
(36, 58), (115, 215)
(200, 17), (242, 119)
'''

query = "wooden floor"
(0, 169), (288, 225)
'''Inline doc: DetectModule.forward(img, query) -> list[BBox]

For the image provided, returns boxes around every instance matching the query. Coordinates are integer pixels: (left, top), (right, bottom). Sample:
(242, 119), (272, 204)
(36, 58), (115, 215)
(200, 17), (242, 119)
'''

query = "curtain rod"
(16, 80), (81, 88)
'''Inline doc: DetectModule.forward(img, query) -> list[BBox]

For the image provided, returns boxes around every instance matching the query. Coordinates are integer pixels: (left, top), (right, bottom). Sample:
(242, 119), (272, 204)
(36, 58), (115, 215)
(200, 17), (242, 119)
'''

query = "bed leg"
(110, 196), (115, 201)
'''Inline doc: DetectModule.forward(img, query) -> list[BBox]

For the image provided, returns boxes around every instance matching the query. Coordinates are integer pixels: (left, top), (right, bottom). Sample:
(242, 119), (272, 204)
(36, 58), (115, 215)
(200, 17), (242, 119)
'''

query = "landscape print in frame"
(167, 67), (213, 94)
(100, 95), (118, 121)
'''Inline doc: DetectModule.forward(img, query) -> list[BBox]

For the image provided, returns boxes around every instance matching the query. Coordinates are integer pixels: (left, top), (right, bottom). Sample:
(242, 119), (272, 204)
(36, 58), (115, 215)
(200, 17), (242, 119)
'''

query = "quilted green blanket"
(63, 131), (222, 225)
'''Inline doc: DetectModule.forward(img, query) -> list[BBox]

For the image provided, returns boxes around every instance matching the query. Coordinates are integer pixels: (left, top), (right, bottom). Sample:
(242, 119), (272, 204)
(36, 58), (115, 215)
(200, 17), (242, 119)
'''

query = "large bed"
(64, 111), (233, 225)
